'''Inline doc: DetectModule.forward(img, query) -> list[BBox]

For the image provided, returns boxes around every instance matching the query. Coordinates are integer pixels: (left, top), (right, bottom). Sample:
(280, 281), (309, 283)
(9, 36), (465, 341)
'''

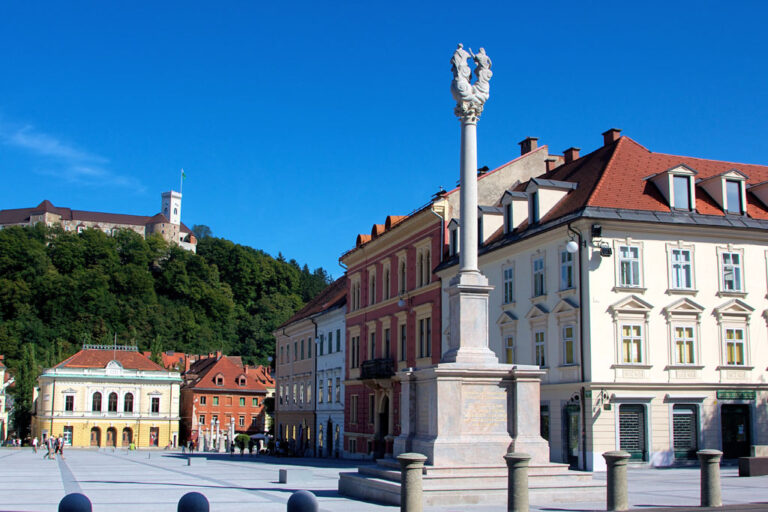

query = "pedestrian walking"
(57, 435), (65, 459)
(32, 437), (38, 453)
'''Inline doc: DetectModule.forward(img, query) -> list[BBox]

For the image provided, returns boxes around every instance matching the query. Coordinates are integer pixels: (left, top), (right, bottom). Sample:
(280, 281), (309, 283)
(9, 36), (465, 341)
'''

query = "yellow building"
(32, 345), (181, 448)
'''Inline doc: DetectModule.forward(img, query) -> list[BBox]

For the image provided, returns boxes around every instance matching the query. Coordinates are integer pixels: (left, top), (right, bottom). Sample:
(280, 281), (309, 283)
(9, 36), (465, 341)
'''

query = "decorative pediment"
(663, 298), (705, 320)
(61, 388), (77, 394)
(448, 218), (459, 229)
(525, 303), (550, 319)
(552, 297), (579, 314)
(496, 311), (518, 325)
(609, 295), (653, 319)
(714, 299), (754, 322)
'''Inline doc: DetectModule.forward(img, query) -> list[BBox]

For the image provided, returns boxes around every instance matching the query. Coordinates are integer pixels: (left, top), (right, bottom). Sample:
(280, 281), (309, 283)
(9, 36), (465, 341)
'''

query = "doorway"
(375, 395), (389, 459)
(619, 404), (647, 461)
(106, 427), (117, 447)
(326, 419), (333, 457)
(721, 404), (751, 458)
(564, 404), (580, 468)
(121, 427), (133, 447)
(672, 405), (698, 460)
(90, 427), (101, 447)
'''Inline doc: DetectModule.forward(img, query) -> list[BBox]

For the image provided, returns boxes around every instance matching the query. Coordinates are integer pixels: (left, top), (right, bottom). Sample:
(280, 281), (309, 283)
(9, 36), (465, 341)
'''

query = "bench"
(278, 468), (313, 484)
(738, 457), (768, 477)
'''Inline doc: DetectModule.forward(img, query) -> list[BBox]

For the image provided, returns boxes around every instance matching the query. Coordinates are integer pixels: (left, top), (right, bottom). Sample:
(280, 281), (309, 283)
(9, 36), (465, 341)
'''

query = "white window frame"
(504, 335), (515, 364)
(561, 325), (576, 365)
(718, 248), (744, 294)
(532, 254), (546, 297)
(723, 326), (747, 366)
(534, 330), (546, 367)
(619, 323), (644, 364)
(669, 246), (694, 291)
(560, 249), (574, 290)
(672, 324), (696, 365)
(617, 244), (642, 288)
(503, 265), (514, 304)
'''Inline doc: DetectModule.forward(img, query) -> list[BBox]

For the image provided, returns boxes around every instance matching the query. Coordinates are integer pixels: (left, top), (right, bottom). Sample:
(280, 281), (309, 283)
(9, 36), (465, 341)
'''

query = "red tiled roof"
(54, 349), (166, 371)
(184, 355), (271, 391)
(277, 276), (347, 329)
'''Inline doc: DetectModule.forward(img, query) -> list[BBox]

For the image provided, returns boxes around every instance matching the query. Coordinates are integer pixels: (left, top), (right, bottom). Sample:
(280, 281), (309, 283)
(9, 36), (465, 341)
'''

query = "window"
(65, 395), (74, 412)
(477, 217), (483, 246)
(124, 393), (134, 413)
(318, 379), (324, 403)
(63, 426), (73, 446)
(621, 325), (643, 363)
(319, 334), (324, 356)
(560, 251), (574, 290)
(400, 324), (407, 361)
(534, 331), (546, 366)
(725, 328), (745, 366)
(239, 397), (245, 406)
(384, 328), (391, 359)
(450, 228), (458, 256)
(251, 415), (258, 426)
(199, 415), (205, 425)
(92, 392), (102, 412)
(726, 180), (742, 214)
(308, 336), (312, 358)
(336, 329), (341, 352)
(384, 268), (391, 300)
(369, 331), (376, 360)
(301, 339), (305, 360)
(200, 396), (206, 406)
(212, 414), (218, 424)
(238, 376), (246, 386)
(151, 397), (160, 414)
(503, 267), (514, 304)
(239, 415), (245, 427)
(292, 383), (297, 404)
(504, 202), (513, 232)
(213, 396), (219, 406)
(350, 395), (358, 424)
(505, 336), (515, 364)
(674, 326), (695, 364)
(562, 325), (575, 364)
(721, 252), (743, 291)
(281, 346), (285, 364)
(419, 317), (432, 358)
(533, 257), (545, 296)
(540, 405), (550, 441)
(670, 249), (693, 289)
(350, 335), (360, 368)
(399, 259), (407, 294)
(216, 375), (224, 386)
(327, 378), (332, 403)
(673, 175), (691, 210)
(530, 191), (540, 223)
(369, 273), (376, 305)
(294, 341), (297, 361)
(327, 331), (332, 354)
(306, 383), (312, 404)
(619, 246), (641, 287)
(335, 377), (341, 402)
(252, 398), (258, 407)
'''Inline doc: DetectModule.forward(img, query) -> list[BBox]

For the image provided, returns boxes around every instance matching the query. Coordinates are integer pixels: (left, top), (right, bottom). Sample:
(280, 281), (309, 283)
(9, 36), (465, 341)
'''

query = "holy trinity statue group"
(450, 44), (493, 120)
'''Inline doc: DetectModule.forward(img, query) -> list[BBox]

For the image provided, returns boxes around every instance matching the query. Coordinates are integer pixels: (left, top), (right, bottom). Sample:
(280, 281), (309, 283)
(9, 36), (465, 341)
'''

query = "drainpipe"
(50, 378), (55, 439)
(568, 223), (589, 471)
(428, 207), (446, 263)
(310, 316), (318, 458)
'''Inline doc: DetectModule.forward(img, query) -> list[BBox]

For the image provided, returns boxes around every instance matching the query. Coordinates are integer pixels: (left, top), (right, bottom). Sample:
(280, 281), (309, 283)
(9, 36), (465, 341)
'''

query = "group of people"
(31, 435), (65, 460)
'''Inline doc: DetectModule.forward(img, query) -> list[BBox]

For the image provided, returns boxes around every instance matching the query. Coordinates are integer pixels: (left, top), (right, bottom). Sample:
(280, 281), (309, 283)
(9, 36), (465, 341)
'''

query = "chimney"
(545, 158), (558, 172)
(602, 128), (622, 146)
(518, 137), (539, 155)
(563, 147), (581, 164)
(216, 350), (222, 359)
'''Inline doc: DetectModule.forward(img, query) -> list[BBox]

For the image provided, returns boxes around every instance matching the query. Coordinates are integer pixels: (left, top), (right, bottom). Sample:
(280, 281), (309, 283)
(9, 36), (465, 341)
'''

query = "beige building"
(32, 345), (181, 448)
(437, 130), (768, 470)
(0, 190), (197, 251)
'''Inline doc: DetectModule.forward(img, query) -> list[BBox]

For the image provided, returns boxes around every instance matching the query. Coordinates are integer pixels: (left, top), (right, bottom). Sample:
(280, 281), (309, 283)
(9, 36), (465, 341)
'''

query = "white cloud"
(0, 120), (144, 192)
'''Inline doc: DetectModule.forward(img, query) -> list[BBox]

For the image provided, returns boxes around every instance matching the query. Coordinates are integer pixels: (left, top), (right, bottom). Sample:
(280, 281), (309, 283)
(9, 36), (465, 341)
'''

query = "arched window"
(92, 392), (102, 412)
(124, 393), (134, 412)
(108, 392), (118, 412)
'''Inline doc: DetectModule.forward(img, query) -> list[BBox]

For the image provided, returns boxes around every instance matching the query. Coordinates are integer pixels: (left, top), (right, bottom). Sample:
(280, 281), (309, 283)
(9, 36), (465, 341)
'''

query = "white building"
(437, 129), (768, 471)
(314, 280), (346, 458)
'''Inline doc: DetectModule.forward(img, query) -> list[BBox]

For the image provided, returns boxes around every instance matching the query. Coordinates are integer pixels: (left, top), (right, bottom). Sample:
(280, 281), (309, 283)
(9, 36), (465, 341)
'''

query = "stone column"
(507, 368), (550, 464)
(504, 452), (531, 512)
(458, 116), (479, 273)
(697, 449), (723, 507)
(603, 451), (631, 511)
(398, 452), (427, 512)
(393, 369), (415, 456)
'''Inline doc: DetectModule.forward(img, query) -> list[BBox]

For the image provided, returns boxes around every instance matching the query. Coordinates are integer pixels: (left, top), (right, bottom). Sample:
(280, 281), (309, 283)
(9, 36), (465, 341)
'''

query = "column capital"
(454, 103), (482, 124)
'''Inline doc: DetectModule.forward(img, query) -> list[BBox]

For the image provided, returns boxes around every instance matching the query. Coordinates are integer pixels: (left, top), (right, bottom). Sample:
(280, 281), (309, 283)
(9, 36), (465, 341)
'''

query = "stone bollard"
(398, 452), (427, 512)
(177, 492), (209, 512)
(59, 493), (92, 512)
(504, 452), (531, 512)
(697, 449), (723, 507)
(603, 451), (631, 512)
(287, 490), (319, 512)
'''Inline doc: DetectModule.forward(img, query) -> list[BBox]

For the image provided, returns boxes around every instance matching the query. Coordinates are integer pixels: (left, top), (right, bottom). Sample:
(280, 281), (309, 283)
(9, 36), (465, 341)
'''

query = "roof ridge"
(650, 149), (768, 170)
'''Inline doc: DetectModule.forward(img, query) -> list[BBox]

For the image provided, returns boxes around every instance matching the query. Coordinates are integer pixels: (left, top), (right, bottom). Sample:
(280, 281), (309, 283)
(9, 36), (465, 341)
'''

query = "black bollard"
(59, 493), (92, 512)
(178, 492), (210, 512)
(287, 490), (319, 512)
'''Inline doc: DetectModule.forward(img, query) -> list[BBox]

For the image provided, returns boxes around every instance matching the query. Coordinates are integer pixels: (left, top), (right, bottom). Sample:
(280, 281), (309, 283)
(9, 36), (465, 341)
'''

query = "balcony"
(360, 358), (395, 380)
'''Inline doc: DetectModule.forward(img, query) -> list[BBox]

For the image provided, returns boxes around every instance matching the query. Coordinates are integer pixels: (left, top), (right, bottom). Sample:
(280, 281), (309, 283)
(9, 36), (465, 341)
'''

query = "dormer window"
(237, 376), (246, 387)
(477, 216), (483, 246)
(725, 180), (742, 214)
(500, 189), (527, 233)
(215, 375), (224, 386)
(673, 175), (692, 210)
(530, 191), (540, 223)
(448, 219), (459, 257)
(504, 202), (512, 232)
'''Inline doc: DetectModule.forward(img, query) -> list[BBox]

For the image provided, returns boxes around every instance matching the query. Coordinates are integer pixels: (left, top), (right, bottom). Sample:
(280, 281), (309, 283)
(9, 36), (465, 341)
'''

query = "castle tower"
(161, 191), (182, 225)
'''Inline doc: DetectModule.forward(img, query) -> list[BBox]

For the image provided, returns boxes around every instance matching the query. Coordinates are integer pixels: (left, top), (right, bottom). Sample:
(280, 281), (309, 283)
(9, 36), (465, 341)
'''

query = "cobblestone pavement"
(0, 448), (767, 512)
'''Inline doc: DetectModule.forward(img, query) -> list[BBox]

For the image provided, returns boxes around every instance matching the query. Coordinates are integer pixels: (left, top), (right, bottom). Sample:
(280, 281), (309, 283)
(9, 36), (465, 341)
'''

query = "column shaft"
(459, 119), (478, 272)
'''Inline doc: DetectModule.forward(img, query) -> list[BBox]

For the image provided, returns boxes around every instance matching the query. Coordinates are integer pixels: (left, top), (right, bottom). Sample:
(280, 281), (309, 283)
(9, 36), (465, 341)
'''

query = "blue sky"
(2, 1), (767, 277)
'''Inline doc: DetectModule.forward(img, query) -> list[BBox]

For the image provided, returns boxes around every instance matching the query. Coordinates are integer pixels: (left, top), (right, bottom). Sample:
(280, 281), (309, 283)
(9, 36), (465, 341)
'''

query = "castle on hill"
(0, 190), (197, 251)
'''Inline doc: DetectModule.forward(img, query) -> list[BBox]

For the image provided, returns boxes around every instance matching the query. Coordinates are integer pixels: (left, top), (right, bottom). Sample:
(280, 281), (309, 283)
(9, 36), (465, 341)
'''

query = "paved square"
(1, 448), (768, 512)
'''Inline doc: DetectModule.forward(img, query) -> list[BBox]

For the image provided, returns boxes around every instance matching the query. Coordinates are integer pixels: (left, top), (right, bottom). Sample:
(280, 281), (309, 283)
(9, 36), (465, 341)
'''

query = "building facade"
(313, 279), (346, 458)
(436, 129), (768, 470)
(0, 191), (197, 251)
(32, 345), (181, 448)
(0, 356), (9, 440)
(340, 140), (555, 459)
(180, 354), (273, 449)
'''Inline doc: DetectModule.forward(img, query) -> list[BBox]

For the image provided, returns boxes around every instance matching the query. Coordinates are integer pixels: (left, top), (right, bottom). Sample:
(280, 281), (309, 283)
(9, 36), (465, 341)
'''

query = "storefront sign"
(716, 390), (755, 401)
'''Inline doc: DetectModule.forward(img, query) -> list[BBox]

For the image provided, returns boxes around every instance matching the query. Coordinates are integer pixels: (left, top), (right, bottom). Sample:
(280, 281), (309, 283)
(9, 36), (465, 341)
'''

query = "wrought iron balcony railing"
(360, 358), (395, 380)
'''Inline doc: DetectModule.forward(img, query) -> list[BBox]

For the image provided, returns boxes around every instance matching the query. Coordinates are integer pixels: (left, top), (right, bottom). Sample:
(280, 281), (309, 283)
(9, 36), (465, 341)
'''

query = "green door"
(672, 405), (698, 460)
(619, 404), (647, 461)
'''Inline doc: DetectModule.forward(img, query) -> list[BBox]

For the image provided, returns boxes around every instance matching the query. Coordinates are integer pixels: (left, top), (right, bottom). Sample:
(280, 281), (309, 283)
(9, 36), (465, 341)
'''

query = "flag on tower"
(181, 168), (187, 180)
